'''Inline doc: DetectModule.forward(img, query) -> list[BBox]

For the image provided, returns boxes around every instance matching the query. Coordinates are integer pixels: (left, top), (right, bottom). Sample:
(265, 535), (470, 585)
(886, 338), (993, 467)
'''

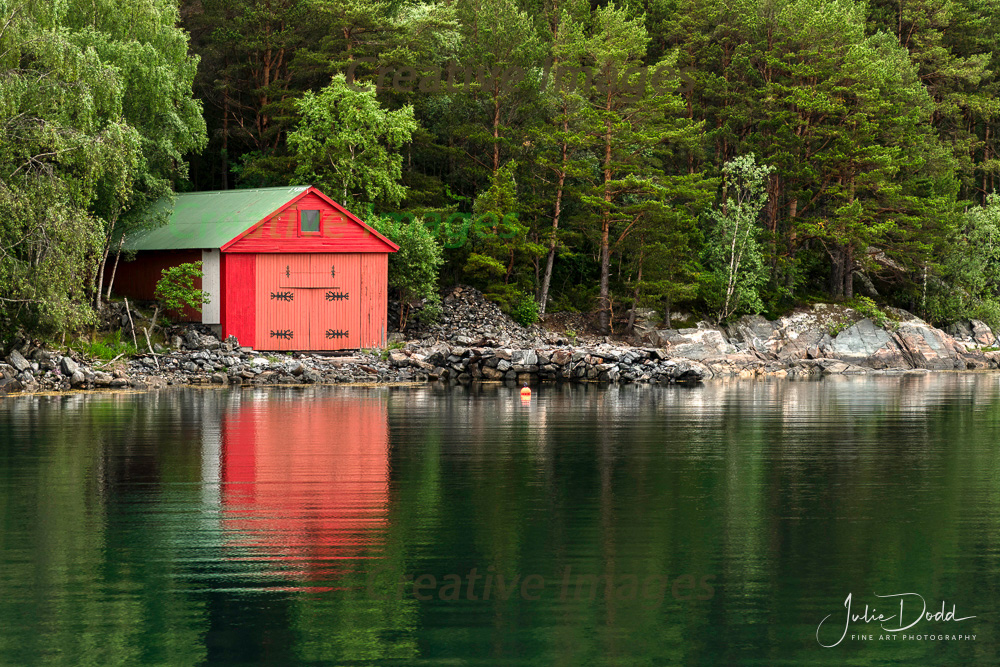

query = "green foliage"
(481, 284), (538, 326)
(369, 214), (445, 328)
(0, 0), (205, 343)
(155, 262), (210, 315)
(378, 340), (405, 361)
(926, 195), (1000, 329)
(70, 329), (139, 361)
(9, 0), (1000, 344)
(848, 296), (897, 329)
(509, 294), (540, 327)
(702, 155), (774, 322)
(288, 75), (417, 207)
(463, 253), (507, 283)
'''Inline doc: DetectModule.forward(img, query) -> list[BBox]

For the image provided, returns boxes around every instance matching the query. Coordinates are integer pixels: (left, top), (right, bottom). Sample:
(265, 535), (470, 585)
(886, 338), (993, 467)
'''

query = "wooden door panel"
(310, 254), (361, 350)
(256, 254), (308, 351)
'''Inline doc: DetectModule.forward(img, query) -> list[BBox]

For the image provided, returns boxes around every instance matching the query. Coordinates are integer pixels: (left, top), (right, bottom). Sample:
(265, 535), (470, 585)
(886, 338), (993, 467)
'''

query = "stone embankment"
(2, 288), (1000, 395)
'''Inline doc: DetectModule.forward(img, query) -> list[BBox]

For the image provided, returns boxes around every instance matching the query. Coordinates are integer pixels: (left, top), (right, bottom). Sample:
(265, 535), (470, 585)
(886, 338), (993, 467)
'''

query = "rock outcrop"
(649, 304), (1000, 374)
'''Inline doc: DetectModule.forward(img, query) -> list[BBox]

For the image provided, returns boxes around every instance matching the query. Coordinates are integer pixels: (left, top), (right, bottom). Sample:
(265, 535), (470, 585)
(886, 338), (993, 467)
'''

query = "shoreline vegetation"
(3, 287), (999, 398)
(7, 0), (1000, 358)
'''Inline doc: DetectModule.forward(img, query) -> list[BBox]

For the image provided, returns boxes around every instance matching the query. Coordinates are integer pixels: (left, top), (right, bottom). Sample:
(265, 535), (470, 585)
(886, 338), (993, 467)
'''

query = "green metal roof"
(125, 186), (310, 251)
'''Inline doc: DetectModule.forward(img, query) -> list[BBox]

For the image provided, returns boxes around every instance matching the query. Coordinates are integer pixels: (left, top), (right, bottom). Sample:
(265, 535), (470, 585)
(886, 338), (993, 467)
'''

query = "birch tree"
(704, 154), (774, 322)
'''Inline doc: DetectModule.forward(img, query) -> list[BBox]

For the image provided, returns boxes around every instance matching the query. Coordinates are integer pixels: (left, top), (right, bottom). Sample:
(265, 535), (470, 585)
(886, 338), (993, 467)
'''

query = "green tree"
(572, 2), (702, 332)
(369, 215), (445, 329)
(155, 262), (210, 316)
(927, 194), (1000, 327)
(288, 74), (418, 207)
(0, 0), (205, 341)
(533, 0), (592, 315)
(703, 154), (774, 322)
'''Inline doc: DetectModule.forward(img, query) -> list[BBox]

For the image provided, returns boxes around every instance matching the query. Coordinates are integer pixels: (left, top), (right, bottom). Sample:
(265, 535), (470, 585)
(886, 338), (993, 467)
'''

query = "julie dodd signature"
(816, 593), (976, 647)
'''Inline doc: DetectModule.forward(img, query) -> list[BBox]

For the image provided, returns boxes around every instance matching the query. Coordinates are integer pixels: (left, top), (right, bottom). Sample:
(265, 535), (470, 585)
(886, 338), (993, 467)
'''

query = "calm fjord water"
(0, 376), (997, 665)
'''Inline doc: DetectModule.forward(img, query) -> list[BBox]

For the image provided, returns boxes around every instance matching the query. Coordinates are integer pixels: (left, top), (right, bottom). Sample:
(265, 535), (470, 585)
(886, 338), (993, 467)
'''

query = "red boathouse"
(113, 186), (398, 351)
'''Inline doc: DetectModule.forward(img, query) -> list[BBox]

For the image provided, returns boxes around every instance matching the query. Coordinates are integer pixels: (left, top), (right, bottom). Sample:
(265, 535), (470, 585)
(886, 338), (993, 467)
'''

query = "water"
(0, 375), (997, 665)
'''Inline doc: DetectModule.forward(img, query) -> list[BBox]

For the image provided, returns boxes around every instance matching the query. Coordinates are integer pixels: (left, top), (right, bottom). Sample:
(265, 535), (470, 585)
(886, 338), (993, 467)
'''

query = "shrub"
(369, 214), (444, 329)
(155, 262), (209, 315)
(849, 296), (896, 328)
(510, 294), (539, 327)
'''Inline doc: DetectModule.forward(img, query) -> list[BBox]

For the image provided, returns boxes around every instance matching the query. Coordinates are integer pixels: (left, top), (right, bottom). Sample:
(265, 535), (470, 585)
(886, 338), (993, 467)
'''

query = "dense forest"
(4, 0), (1000, 342)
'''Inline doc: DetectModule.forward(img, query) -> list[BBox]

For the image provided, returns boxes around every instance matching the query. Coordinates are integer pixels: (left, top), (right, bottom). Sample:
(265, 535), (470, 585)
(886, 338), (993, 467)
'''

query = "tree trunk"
(598, 120), (613, 333)
(105, 233), (126, 301)
(626, 246), (643, 333)
(843, 245), (853, 300)
(830, 247), (844, 299)
(538, 127), (568, 316)
(94, 241), (111, 311)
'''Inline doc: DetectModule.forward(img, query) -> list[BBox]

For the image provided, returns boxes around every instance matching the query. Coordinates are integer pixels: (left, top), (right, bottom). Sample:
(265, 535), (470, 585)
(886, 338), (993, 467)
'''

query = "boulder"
(971, 320), (996, 346)
(823, 319), (902, 367)
(550, 349), (572, 366)
(60, 356), (81, 375)
(387, 350), (409, 368)
(0, 377), (22, 394)
(892, 323), (966, 370)
(8, 350), (31, 373)
(184, 329), (221, 350)
(651, 325), (735, 360)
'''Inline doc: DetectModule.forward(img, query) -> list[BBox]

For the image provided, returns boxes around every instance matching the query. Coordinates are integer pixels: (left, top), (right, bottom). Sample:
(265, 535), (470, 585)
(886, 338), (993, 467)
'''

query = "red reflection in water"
(220, 394), (389, 581)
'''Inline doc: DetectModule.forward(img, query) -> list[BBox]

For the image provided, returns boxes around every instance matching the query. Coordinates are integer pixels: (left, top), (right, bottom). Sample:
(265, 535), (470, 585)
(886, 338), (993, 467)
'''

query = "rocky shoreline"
(3, 287), (1000, 396)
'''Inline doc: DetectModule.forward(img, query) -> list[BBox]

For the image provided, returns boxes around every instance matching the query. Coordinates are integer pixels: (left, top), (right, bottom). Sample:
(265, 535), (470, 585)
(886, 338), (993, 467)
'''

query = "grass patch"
(70, 330), (138, 360)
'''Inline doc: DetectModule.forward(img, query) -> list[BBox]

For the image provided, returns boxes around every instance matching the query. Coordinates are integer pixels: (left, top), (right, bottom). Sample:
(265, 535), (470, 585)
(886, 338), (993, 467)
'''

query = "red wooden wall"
(221, 253), (256, 347)
(224, 192), (396, 253)
(108, 250), (203, 321)
(249, 252), (386, 351)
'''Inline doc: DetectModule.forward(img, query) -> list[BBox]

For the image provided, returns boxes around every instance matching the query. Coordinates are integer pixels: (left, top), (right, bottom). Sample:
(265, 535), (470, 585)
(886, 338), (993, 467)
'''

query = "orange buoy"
(520, 384), (531, 397)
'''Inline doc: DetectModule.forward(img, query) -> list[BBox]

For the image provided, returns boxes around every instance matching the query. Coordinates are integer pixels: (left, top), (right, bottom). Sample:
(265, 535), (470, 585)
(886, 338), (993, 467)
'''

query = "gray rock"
(945, 321), (973, 340)
(70, 370), (86, 387)
(652, 326), (735, 360)
(511, 349), (537, 366)
(481, 366), (503, 379)
(892, 323), (965, 370)
(825, 319), (896, 366)
(60, 356), (80, 375)
(971, 320), (996, 346)
(387, 350), (409, 368)
(551, 349), (572, 365)
(8, 350), (30, 372)
(0, 377), (23, 394)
